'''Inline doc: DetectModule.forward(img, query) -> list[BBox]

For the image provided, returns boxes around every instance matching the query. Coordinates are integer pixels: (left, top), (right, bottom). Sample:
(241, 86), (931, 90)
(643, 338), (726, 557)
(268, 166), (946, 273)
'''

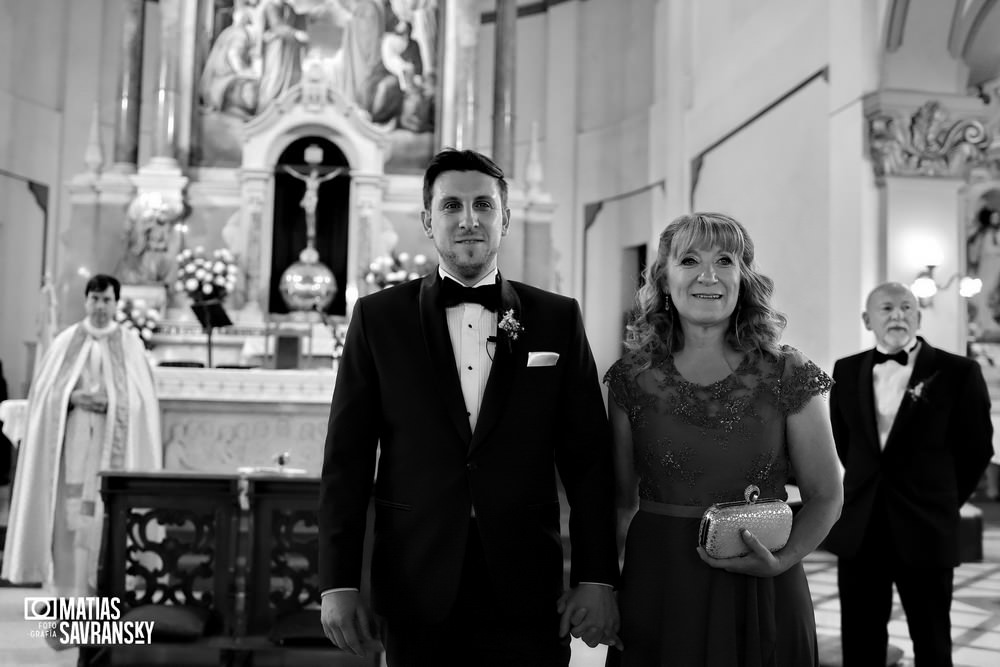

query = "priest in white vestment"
(1, 274), (162, 597)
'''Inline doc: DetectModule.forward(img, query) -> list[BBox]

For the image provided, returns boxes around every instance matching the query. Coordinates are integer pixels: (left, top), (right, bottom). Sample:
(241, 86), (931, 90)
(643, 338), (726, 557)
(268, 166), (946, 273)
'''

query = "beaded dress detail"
(605, 345), (832, 507)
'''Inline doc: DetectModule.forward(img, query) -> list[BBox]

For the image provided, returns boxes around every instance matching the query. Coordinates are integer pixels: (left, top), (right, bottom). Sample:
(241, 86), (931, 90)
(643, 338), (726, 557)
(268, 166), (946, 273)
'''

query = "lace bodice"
(604, 345), (832, 507)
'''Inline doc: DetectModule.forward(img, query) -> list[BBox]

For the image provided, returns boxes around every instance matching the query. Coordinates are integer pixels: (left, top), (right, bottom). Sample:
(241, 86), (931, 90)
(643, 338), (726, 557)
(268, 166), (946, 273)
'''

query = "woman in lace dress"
(604, 213), (843, 666)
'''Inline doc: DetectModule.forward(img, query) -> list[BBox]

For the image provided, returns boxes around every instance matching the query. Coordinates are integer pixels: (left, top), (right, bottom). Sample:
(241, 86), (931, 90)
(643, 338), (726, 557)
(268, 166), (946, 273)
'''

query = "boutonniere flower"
(497, 309), (524, 352)
(906, 372), (938, 403)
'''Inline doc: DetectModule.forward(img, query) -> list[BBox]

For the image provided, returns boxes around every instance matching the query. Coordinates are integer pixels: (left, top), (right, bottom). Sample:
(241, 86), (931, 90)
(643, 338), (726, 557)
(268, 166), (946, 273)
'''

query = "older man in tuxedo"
(318, 149), (620, 666)
(826, 282), (993, 666)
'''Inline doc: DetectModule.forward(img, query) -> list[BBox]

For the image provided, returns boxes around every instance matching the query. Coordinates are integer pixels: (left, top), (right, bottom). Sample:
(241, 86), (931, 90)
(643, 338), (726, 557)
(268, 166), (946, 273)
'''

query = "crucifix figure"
(282, 144), (347, 263)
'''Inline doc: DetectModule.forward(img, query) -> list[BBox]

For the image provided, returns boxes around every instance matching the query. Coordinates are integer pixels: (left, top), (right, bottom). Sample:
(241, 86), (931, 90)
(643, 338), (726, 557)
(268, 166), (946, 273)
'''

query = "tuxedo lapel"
(418, 273), (473, 445)
(884, 338), (936, 451)
(469, 276), (522, 454)
(856, 351), (880, 454)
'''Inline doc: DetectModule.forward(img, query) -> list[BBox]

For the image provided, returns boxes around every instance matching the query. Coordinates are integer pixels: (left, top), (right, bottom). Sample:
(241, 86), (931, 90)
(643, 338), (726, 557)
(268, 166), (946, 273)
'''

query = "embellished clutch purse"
(698, 485), (793, 559)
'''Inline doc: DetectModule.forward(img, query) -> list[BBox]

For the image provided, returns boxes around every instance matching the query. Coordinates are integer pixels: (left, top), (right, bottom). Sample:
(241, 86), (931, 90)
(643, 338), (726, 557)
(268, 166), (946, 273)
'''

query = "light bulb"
(959, 276), (983, 298)
(911, 276), (938, 299)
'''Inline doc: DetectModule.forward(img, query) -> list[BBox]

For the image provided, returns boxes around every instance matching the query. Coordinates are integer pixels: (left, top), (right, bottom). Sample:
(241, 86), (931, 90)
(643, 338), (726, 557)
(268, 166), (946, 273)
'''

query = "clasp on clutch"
(744, 484), (760, 504)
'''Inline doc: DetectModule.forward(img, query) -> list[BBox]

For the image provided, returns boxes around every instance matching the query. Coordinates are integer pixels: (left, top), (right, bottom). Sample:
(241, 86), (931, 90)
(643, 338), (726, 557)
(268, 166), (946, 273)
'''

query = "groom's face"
(421, 170), (510, 284)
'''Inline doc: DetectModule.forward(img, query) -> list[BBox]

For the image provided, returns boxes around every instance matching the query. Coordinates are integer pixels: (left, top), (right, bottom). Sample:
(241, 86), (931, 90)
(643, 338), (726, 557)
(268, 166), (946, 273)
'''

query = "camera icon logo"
(24, 597), (58, 621)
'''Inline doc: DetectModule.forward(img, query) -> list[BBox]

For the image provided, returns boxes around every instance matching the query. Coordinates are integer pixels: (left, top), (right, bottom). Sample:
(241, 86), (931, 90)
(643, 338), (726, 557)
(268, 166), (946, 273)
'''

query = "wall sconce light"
(910, 265), (982, 307)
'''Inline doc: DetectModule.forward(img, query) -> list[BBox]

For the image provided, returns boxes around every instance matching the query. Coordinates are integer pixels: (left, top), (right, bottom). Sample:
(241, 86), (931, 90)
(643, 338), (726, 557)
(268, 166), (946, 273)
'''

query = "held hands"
(70, 389), (108, 414)
(556, 583), (622, 650)
(321, 590), (384, 657)
(696, 528), (788, 577)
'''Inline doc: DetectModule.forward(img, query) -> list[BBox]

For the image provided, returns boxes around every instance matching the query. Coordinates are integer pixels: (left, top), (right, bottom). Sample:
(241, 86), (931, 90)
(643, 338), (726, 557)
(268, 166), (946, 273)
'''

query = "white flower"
(174, 280), (183, 292)
(185, 278), (199, 292)
(202, 283), (213, 295)
(140, 329), (152, 340)
(185, 263), (196, 273)
(498, 309), (524, 342)
(213, 261), (225, 273)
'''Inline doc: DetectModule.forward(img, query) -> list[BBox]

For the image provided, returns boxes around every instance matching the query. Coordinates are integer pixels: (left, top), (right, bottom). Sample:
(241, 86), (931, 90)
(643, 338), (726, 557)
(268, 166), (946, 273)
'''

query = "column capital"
(865, 91), (993, 181)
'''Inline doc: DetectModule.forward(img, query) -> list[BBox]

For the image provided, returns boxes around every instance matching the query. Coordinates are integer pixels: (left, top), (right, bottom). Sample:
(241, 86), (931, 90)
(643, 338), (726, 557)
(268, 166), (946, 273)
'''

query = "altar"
(154, 366), (336, 474)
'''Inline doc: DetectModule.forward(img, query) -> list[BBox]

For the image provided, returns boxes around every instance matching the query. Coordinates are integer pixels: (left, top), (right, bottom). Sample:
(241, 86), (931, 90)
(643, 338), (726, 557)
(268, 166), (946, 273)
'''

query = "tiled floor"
(1, 503), (998, 666)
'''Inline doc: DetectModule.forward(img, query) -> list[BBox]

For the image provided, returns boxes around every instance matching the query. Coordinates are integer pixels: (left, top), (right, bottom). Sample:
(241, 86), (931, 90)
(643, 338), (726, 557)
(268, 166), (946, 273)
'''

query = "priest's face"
(863, 283), (920, 352)
(421, 170), (510, 284)
(85, 286), (118, 329)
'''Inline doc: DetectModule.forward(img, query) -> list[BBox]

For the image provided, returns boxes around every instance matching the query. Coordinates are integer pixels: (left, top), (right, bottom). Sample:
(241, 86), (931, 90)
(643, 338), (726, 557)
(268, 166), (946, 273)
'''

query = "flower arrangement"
(365, 252), (433, 290)
(174, 246), (239, 302)
(115, 298), (160, 349)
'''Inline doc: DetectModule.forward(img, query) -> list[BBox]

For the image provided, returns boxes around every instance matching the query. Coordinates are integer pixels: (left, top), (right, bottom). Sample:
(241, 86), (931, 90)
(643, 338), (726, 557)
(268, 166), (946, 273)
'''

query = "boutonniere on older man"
(906, 372), (938, 403)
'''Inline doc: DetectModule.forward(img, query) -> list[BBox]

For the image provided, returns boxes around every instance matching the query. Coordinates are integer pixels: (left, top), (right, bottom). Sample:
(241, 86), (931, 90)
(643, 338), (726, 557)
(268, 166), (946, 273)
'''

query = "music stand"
(190, 299), (232, 368)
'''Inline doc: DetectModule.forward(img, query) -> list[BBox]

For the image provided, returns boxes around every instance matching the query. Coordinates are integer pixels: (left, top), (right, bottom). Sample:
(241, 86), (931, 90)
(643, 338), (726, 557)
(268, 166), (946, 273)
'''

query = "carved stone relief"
(869, 100), (992, 179)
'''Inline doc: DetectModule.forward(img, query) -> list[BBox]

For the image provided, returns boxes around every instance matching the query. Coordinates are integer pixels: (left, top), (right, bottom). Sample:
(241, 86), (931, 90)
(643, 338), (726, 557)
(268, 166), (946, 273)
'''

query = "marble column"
(153, 0), (181, 164)
(439, 0), (480, 149)
(492, 0), (516, 175)
(111, 0), (146, 172)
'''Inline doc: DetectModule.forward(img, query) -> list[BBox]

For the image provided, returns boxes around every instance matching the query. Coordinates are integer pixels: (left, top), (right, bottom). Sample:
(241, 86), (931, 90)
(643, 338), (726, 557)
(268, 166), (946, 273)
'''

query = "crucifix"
(282, 144), (347, 263)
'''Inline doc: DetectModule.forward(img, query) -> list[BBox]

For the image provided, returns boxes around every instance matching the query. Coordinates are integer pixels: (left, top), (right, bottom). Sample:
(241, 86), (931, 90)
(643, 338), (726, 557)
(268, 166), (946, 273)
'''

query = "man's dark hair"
(422, 148), (508, 210)
(85, 274), (121, 301)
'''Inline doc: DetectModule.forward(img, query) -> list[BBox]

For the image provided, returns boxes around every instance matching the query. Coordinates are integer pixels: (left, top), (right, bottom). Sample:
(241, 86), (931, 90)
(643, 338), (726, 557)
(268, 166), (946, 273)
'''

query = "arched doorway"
(269, 136), (351, 316)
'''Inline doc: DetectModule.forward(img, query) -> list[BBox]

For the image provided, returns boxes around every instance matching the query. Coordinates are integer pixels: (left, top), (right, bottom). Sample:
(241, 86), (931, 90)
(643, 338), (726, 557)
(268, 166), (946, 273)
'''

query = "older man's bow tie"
(873, 349), (908, 366)
(440, 278), (500, 312)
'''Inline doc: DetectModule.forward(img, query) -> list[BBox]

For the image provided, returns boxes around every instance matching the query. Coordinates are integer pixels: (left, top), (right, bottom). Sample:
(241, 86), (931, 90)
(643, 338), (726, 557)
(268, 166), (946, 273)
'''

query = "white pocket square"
(527, 351), (559, 367)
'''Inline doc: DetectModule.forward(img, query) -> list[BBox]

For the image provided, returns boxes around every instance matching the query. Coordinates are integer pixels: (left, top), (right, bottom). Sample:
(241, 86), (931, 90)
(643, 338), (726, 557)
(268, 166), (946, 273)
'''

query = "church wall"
(573, 0), (658, 375)
(0, 0), (71, 398)
(692, 77), (832, 370)
(471, 0), (660, 374)
(686, 0), (828, 154)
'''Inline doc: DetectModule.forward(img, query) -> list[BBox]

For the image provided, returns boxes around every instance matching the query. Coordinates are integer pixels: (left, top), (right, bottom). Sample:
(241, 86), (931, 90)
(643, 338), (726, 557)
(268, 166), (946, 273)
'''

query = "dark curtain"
(269, 138), (350, 316)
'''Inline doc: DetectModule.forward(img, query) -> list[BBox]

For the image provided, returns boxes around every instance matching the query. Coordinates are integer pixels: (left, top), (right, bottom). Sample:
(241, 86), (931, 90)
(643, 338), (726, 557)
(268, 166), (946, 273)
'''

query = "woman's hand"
(696, 528), (789, 578)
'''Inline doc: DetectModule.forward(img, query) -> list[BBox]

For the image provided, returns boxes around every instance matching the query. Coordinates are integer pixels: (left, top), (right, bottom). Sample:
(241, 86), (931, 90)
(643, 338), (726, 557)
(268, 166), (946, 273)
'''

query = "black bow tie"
(440, 277), (500, 312)
(873, 349), (908, 366)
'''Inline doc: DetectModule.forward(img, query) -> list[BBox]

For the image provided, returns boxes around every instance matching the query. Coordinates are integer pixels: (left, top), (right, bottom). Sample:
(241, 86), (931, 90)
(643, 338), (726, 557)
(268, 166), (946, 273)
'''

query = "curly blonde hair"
(626, 212), (786, 369)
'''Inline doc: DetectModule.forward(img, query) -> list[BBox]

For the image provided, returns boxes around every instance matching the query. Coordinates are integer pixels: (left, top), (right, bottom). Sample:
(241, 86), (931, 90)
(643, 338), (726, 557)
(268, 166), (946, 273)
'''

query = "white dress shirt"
(872, 339), (920, 449)
(440, 266), (499, 431)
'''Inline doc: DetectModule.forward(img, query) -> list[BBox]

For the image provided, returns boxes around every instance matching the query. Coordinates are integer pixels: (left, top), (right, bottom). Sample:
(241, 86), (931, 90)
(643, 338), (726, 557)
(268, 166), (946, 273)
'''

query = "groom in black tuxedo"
(318, 149), (620, 666)
(826, 282), (993, 666)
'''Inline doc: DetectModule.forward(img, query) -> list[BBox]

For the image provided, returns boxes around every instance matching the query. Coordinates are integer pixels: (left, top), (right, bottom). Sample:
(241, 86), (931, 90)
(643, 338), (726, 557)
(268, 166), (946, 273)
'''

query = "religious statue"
(258, 0), (310, 108)
(329, 0), (385, 111)
(283, 163), (346, 227)
(119, 194), (187, 285)
(199, 0), (261, 118)
(278, 145), (347, 312)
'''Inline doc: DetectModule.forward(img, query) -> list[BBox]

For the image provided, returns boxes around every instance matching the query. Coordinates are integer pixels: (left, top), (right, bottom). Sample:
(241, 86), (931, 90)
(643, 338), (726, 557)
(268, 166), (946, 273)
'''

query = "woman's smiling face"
(665, 245), (741, 329)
